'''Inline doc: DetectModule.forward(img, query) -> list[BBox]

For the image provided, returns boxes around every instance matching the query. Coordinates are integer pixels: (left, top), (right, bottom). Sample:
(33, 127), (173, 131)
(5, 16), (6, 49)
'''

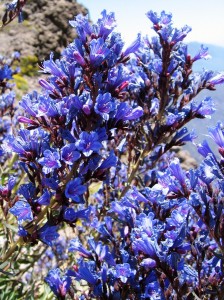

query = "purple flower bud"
(82, 100), (92, 115)
(39, 79), (55, 92)
(17, 116), (39, 125)
(73, 51), (86, 67)
(140, 258), (157, 269)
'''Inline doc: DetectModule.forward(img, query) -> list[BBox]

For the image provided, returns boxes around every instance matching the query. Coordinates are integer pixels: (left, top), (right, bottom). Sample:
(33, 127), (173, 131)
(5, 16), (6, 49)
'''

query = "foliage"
(13, 73), (28, 91)
(19, 55), (39, 77)
(0, 5), (223, 300)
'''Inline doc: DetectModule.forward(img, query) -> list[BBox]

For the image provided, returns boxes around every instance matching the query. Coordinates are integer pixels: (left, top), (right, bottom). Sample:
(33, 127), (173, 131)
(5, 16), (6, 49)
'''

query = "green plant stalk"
(119, 147), (149, 199)
(0, 160), (79, 264)
(0, 196), (58, 264)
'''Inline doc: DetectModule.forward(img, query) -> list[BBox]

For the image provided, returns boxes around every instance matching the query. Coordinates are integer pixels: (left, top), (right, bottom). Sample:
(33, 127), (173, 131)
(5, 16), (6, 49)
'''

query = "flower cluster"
(2, 9), (144, 247)
(0, 9), (223, 300)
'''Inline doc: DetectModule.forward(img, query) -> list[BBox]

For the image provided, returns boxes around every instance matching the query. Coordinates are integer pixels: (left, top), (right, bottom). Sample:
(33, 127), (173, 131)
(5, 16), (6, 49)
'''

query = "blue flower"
(69, 261), (97, 285)
(144, 272), (164, 299)
(146, 10), (172, 25)
(115, 263), (132, 283)
(123, 33), (141, 57)
(190, 97), (215, 119)
(9, 200), (33, 223)
(65, 178), (87, 203)
(115, 102), (143, 121)
(69, 14), (93, 42)
(88, 238), (115, 266)
(63, 206), (91, 222)
(42, 52), (66, 78)
(151, 58), (162, 74)
(197, 140), (215, 158)
(89, 38), (110, 67)
(96, 10), (116, 39)
(38, 223), (59, 246)
(169, 158), (186, 187)
(208, 72), (224, 85)
(192, 45), (211, 62)
(172, 127), (197, 144)
(98, 151), (117, 170)
(2, 129), (43, 158)
(36, 190), (51, 206)
(208, 122), (224, 148)
(38, 149), (61, 174)
(106, 65), (130, 91)
(7, 176), (16, 191)
(69, 238), (92, 258)
(94, 93), (115, 120)
(45, 268), (71, 298)
(171, 25), (192, 44)
(132, 234), (158, 258)
(0, 65), (12, 80)
(61, 144), (80, 165)
(18, 225), (28, 237)
(75, 131), (102, 157)
(18, 183), (35, 201)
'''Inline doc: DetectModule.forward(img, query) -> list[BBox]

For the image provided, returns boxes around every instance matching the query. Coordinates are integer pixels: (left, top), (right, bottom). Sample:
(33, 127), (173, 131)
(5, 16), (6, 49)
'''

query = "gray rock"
(0, 0), (88, 60)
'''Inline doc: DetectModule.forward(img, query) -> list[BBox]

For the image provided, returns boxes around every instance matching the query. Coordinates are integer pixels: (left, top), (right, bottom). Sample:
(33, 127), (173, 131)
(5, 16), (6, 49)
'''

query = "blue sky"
(79, 0), (224, 47)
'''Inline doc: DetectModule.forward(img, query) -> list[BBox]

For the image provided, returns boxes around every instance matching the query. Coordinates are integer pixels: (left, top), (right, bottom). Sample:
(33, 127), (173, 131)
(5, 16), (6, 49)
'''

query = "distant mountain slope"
(188, 42), (224, 72)
(185, 85), (224, 161)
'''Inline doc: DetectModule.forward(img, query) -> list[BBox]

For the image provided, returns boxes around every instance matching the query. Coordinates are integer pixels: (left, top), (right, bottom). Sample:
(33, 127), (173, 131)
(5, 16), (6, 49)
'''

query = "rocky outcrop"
(0, 0), (88, 60)
(174, 146), (198, 170)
